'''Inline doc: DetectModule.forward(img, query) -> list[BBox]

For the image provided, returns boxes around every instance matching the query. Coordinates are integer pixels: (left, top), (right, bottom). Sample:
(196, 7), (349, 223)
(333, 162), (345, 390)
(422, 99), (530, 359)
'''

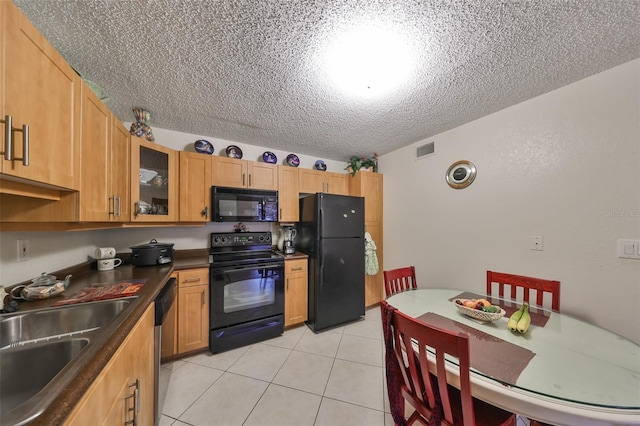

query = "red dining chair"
(384, 266), (418, 298)
(486, 270), (561, 311)
(381, 300), (517, 426)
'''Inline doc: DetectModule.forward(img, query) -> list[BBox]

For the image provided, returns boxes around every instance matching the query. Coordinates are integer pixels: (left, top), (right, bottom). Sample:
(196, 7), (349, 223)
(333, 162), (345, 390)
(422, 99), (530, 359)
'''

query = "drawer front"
(285, 259), (307, 275)
(178, 268), (209, 288)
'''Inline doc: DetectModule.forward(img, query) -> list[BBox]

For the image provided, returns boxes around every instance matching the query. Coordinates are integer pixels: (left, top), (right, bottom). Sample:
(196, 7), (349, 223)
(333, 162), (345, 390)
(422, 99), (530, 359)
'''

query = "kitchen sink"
(0, 297), (138, 426)
(1, 338), (89, 415)
(0, 297), (135, 349)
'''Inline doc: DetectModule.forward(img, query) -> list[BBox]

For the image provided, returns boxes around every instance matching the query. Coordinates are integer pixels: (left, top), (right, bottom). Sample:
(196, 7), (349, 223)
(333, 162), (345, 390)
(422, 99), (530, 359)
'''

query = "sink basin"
(0, 297), (138, 425)
(0, 297), (135, 349)
(1, 338), (89, 415)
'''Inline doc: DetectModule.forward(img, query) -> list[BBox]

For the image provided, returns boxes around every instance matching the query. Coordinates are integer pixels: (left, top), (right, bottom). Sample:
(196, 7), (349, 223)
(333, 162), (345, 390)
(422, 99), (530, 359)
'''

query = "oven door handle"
(211, 262), (283, 272)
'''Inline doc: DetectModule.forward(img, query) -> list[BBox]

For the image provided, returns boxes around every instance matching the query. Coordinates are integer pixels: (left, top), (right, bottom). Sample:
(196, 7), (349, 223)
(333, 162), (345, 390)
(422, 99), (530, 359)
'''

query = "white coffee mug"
(95, 247), (117, 260)
(98, 258), (122, 271)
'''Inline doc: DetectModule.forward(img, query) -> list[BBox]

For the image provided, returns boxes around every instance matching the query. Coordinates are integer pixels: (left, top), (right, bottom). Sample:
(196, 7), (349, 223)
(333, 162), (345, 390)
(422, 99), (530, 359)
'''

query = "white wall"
(381, 59), (640, 343)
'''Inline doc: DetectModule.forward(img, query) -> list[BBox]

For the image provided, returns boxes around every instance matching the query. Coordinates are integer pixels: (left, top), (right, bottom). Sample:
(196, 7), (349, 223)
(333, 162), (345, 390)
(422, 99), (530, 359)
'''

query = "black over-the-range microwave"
(211, 186), (278, 222)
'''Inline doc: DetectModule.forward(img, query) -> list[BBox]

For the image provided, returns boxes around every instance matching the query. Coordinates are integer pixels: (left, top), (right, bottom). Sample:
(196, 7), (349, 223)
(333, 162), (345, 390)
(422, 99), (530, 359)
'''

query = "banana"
(516, 303), (531, 333)
(507, 304), (524, 331)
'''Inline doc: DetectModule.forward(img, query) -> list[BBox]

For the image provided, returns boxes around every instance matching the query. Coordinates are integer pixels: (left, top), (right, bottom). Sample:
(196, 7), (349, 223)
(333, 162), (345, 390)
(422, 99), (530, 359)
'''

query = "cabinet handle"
(201, 290), (205, 305)
(242, 173), (246, 186)
(1, 115), (13, 161)
(18, 124), (29, 166)
(0, 116), (29, 165)
(326, 182), (329, 193)
(201, 206), (208, 218)
(279, 208), (282, 218)
(291, 266), (303, 271)
(182, 277), (202, 283)
(117, 196), (122, 217)
(109, 196), (115, 216)
(125, 379), (140, 426)
(249, 174), (252, 187)
(286, 278), (289, 291)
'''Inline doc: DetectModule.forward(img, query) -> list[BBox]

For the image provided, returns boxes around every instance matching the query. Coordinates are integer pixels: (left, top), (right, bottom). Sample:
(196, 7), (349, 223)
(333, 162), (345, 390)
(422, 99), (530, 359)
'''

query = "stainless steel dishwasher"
(154, 277), (176, 425)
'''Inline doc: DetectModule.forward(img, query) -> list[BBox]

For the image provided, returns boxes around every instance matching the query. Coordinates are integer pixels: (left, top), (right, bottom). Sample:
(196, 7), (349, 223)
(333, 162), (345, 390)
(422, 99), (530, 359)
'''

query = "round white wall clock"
(446, 160), (477, 189)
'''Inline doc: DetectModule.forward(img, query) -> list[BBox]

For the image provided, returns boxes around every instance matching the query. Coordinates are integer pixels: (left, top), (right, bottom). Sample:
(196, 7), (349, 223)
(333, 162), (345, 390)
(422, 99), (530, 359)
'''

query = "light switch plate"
(617, 239), (640, 259)
(530, 236), (543, 251)
(17, 239), (30, 262)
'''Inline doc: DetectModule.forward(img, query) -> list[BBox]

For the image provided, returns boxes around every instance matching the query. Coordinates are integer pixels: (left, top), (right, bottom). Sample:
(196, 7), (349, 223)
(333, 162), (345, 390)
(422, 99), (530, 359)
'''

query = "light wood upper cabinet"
(278, 166), (299, 223)
(110, 118), (131, 222)
(211, 156), (278, 190)
(299, 169), (348, 195)
(130, 136), (178, 222)
(1, 1), (80, 190)
(78, 81), (111, 221)
(285, 258), (308, 327)
(179, 151), (212, 221)
(363, 221), (384, 306)
(349, 171), (383, 223)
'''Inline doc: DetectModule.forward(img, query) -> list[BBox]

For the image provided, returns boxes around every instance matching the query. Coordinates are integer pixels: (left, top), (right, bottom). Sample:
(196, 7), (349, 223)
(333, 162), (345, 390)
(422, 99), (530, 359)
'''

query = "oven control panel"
(210, 232), (272, 247)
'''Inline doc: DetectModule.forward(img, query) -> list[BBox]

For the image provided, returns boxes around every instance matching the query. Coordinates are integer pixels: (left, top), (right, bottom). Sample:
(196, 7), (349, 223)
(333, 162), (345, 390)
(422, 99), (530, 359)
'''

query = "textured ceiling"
(13, 0), (640, 162)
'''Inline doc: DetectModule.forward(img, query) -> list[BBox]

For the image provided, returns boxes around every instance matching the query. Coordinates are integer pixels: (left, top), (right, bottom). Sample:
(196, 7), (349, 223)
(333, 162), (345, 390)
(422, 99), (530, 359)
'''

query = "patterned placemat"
(416, 312), (536, 384)
(451, 291), (551, 327)
(52, 279), (147, 306)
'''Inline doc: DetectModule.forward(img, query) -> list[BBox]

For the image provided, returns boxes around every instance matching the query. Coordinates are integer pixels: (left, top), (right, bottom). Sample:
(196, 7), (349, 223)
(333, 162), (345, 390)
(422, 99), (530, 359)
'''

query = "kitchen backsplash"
(1, 222), (276, 286)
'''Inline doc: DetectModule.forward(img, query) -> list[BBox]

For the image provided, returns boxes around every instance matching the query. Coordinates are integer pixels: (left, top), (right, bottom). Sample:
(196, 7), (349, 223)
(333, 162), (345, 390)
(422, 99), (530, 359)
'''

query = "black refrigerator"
(296, 193), (365, 332)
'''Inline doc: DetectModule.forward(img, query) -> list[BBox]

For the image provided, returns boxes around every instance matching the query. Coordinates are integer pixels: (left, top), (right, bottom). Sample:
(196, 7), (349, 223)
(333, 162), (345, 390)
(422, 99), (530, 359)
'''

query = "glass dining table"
(385, 288), (640, 426)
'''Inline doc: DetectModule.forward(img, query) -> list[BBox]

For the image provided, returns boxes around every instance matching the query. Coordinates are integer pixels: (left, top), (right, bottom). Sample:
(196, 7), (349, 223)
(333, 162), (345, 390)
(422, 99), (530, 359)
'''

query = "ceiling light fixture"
(322, 23), (414, 99)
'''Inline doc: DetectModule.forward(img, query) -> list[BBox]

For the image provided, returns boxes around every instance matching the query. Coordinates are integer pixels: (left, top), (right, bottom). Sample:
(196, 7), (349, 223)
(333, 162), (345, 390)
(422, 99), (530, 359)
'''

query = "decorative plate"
(314, 160), (327, 171)
(286, 154), (300, 167)
(139, 168), (158, 184)
(226, 145), (243, 159)
(453, 299), (505, 322)
(262, 151), (277, 164)
(194, 139), (214, 155)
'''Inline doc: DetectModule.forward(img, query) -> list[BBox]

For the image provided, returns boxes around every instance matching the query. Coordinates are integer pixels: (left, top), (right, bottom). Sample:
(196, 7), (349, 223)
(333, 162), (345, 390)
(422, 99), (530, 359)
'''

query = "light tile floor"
(159, 306), (531, 426)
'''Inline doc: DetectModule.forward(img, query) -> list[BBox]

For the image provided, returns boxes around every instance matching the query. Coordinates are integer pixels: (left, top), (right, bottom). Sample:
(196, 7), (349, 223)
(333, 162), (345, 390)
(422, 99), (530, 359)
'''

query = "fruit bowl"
(453, 299), (505, 322)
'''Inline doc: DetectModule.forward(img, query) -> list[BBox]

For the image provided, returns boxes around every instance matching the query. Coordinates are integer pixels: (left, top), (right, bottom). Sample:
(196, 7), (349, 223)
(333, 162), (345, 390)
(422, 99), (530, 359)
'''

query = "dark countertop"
(11, 248), (306, 425)
(12, 250), (209, 426)
(274, 250), (309, 260)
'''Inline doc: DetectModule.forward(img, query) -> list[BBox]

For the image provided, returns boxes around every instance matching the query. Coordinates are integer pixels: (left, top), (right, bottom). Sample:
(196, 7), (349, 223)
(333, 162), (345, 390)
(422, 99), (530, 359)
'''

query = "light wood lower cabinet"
(284, 258), (308, 327)
(350, 172), (384, 307)
(65, 304), (155, 425)
(177, 269), (209, 354)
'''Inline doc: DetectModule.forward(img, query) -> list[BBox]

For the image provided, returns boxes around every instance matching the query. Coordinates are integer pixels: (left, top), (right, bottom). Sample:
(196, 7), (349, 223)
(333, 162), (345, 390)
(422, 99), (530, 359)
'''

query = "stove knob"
(221, 237), (227, 243)
(264, 234), (271, 242)
(213, 236), (220, 244)
(258, 235), (265, 242)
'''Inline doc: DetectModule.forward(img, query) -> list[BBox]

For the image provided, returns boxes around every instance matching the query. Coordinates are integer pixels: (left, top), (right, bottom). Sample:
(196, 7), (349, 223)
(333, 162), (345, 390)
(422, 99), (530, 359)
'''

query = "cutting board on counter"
(52, 279), (147, 306)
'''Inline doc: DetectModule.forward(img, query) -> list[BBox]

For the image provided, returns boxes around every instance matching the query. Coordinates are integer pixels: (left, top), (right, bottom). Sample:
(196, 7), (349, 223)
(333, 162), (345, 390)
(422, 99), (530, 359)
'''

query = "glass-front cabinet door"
(130, 136), (178, 221)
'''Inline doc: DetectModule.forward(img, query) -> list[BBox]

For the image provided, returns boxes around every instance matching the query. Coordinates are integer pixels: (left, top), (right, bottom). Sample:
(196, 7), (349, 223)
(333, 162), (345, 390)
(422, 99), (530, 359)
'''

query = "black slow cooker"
(130, 239), (174, 266)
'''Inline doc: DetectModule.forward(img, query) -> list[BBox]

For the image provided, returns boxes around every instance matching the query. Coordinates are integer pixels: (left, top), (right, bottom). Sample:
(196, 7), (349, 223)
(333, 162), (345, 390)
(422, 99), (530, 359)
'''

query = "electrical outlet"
(617, 239), (640, 259)
(530, 236), (543, 251)
(17, 239), (30, 262)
